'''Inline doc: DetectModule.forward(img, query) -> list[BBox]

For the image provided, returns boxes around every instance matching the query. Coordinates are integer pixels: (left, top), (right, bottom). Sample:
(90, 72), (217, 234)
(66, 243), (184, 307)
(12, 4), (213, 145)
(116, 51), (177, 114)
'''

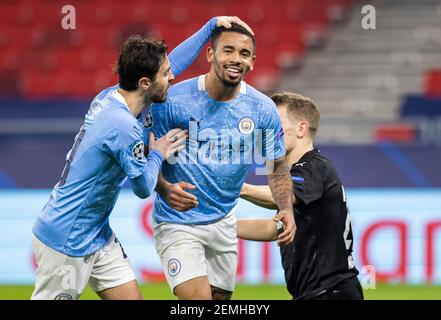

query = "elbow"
(134, 187), (152, 199)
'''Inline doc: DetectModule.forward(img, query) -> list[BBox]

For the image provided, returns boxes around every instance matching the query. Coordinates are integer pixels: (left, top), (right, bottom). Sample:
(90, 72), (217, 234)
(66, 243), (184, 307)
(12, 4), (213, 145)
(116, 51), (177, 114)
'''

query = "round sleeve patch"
(132, 141), (145, 161)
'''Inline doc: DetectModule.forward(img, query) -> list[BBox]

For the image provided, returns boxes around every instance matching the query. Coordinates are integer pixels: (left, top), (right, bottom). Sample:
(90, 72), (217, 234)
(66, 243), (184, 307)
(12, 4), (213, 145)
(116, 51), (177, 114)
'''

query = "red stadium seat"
(425, 70), (441, 97)
(374, 123), (417, 143)
(0, 0), (339, 97)
(246, 67), (281, 94)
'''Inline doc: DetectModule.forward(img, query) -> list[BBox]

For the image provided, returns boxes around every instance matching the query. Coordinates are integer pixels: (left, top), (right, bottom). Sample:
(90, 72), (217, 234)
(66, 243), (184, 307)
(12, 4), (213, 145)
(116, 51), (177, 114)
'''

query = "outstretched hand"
(216, 16), (254, 35)
(163, 181), (199, 211)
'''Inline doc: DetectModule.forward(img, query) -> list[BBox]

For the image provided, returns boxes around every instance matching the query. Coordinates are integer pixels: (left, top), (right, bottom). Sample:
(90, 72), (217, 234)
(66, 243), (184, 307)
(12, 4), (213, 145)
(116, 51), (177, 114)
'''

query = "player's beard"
(148, 83), (170, 103)
(213, 57), (245, 88)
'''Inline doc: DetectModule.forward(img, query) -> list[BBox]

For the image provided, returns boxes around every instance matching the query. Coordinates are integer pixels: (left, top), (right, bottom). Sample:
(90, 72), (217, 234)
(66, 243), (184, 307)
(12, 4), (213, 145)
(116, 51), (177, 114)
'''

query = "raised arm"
(169, 16), (254, 77)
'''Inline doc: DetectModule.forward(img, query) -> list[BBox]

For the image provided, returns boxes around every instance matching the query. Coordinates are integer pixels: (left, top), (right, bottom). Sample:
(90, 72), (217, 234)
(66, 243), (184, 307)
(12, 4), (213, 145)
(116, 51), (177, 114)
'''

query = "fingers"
(174, 183), (198, 202)
(170, 134), (187, 148)
(165, 144), (186, 159)
(217, 16), (255, 35)
(231, 16), (254, 35)
(148, 131), (155, 145)
(169, 185), (198, 208)
(170, 201), (196, 212)
(166, 128), (187, 142)
(275, 211), (295, 245)
(169, 195), (198, 210)
(178, 182), (197, 190)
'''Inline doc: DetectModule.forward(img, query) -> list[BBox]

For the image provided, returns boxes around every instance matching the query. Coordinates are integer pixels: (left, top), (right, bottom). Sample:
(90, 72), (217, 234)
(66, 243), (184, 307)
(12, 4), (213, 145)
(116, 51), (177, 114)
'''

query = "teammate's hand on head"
(273, 209), (296, 246)
(149, 128), (188, 160)
(164, 181), (199, 211)
(216, 16), (254, 35)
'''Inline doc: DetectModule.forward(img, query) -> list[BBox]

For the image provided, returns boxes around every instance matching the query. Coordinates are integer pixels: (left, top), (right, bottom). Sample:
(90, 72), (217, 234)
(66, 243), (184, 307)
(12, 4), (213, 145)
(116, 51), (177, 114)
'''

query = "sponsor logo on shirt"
(292, 176), (305, 184)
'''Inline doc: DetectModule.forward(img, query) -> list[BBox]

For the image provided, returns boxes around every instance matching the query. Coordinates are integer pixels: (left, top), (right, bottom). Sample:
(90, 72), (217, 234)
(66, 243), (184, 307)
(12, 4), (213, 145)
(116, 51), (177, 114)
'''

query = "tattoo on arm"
(267, 157), (294, 211)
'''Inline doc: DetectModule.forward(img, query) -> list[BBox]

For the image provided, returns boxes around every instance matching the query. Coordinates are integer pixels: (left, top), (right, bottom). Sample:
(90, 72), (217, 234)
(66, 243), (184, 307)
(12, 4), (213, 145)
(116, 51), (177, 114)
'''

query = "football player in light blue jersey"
(149, 23), (296, 300)
(31, 16), (254, 300)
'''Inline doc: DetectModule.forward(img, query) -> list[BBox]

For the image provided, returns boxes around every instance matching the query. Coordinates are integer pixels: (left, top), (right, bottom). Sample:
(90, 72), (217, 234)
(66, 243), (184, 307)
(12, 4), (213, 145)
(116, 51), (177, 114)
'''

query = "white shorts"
(153, 211), (238, 293)
(31, 233), (136, 300)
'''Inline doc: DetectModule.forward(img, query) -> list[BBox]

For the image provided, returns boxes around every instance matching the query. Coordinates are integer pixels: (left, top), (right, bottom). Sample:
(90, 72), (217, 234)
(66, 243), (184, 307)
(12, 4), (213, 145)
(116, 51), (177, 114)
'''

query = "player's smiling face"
(208, 32), (255, 87)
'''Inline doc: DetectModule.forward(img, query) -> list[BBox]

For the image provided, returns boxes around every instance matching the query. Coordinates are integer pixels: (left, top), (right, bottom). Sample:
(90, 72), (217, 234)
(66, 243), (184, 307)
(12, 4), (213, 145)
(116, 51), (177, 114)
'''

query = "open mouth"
(225, 66), (243, 79)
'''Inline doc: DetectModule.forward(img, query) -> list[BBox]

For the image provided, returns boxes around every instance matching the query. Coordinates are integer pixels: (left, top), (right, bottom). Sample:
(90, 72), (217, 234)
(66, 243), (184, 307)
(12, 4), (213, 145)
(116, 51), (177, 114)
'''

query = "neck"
(117, 88), (150, 118)
(286, 140), (314, 167)
(205, 72), (241, 102)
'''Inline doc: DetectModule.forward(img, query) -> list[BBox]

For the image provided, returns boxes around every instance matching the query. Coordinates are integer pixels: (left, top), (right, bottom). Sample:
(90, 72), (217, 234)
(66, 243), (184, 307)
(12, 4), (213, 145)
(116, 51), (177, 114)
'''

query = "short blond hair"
(271, 92), (320, 136)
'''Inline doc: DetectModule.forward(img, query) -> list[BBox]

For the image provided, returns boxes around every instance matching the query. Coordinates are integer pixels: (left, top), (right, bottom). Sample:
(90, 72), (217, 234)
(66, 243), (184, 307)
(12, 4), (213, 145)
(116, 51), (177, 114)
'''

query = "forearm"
(267, 158), (294, 212)
(154, 171), (171, 198)
(237, 219), (277, 241)
(168, 17), (217, 76)
(130, 150), (163, 199)
(240, 183), (278, 210)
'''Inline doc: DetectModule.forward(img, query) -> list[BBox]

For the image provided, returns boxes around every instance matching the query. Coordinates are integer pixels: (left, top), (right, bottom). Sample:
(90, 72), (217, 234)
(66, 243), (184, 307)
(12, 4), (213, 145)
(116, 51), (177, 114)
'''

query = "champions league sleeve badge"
(238, 117), (255, 135)
(131, 141), (145, 161)
(143, 111), (153, 128)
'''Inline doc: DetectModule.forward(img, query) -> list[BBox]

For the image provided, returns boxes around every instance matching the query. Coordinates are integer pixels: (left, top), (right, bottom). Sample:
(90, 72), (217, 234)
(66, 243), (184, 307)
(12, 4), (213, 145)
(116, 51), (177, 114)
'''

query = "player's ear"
(249, 55), (256, 71)
(138, 77), (151, 90)
(298, 122), (309, 138)
(207, 47), (214, 63)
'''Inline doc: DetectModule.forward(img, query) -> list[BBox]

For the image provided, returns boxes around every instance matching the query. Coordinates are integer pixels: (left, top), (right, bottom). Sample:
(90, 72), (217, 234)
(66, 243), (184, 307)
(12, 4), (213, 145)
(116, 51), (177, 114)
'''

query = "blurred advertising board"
(0, 189), (440, 285)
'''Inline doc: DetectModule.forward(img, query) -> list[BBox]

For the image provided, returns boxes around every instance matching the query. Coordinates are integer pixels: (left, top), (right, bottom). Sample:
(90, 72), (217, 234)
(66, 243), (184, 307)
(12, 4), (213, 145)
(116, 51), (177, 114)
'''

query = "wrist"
(210, 17), (218, 29)
(240, 183), (249, 197)
(149, 149), (164, 162)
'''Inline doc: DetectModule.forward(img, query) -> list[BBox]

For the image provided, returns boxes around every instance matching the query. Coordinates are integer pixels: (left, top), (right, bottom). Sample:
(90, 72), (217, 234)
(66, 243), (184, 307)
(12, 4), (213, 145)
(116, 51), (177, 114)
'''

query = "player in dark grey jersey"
(238, 92), (363, 300)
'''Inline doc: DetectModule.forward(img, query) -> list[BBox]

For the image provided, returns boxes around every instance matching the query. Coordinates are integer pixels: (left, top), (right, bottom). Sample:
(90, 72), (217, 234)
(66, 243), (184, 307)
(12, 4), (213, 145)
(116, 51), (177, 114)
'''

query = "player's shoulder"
(167, 76), (200, 98)
(301, 150), (335, 175)
(89, 85), (140, 132)
(243, 82), (276, 108)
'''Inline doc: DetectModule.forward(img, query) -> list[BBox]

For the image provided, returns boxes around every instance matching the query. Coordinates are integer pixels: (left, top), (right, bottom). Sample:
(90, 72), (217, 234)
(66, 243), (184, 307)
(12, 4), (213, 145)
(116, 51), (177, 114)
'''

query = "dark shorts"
(313, 277), (364, 300)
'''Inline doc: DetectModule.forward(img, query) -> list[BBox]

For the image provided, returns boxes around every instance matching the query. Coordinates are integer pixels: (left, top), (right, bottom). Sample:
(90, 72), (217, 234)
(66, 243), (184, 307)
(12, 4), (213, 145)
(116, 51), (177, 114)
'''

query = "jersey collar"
(291, 148), (320, 171)
(197, 74), (247, 95)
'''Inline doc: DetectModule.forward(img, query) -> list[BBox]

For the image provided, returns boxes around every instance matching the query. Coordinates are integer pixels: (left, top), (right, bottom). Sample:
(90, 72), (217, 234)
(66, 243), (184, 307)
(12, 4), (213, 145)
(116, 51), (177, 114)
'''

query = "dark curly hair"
(211, 23), (256, 53)
(116, 35), (167, 91)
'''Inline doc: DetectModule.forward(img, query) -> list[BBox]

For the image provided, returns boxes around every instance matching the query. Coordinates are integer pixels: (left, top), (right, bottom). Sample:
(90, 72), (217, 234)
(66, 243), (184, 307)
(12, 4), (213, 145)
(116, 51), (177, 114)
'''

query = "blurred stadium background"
(1, 0), (441, 299)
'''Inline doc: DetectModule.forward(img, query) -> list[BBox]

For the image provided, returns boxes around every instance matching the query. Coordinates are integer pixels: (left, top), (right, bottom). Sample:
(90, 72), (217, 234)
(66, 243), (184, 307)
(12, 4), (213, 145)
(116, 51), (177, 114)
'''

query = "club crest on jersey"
(238, 117), (255, 135)
(143, 111), (153, 128)
(132, 141), (144, 161)
(54, 293), (73, 300)
(168, 258), (181, 277)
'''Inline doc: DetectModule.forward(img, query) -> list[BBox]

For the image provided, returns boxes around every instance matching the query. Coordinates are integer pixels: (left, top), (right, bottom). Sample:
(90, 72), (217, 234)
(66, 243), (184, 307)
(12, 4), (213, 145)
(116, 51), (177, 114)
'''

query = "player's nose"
(229, 51), (241, 64)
